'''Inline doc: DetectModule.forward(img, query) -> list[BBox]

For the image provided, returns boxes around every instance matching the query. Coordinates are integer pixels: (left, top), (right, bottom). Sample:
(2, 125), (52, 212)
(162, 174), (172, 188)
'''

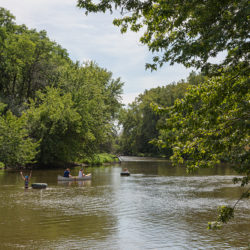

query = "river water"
(0, 157), (249, 249)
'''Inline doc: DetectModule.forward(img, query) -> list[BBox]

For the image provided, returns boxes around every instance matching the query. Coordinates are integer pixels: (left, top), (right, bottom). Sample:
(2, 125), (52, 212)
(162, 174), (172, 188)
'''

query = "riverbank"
(0, 153), (120, 170)
(80, 153), (120, 166)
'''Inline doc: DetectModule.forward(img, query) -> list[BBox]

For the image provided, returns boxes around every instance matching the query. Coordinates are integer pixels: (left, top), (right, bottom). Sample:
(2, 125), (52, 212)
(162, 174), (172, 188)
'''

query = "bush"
(83, 153), (118, 165)
(0, 107), (39, 168)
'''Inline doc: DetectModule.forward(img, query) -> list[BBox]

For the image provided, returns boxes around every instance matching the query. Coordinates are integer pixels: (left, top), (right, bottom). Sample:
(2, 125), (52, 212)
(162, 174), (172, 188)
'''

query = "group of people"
(20, 167), (128, 188)
(63, 168), (85, 178)
(20, 168), (86, 189)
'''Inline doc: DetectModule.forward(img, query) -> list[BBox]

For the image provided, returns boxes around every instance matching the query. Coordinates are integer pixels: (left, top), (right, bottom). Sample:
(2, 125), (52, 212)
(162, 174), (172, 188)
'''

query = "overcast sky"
(0, 0), (194, 105)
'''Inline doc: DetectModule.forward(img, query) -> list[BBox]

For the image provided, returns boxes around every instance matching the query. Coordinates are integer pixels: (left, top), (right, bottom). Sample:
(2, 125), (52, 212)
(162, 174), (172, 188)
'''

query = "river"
(0, 157), (249, 249)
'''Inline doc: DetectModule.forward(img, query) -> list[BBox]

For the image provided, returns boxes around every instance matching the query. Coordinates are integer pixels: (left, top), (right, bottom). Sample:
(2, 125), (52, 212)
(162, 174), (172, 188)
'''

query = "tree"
(155, 70), (249, 172)
(77, 0), (249, 72)
(119, 80), (190, 156)
(0, 103), (39, 168)
(26, 87), (84, 166)
(58, 61), (123, 153)
(0, 8), (70, 114)
(26, 61), (124, 166)
(0, 8), (124, 167)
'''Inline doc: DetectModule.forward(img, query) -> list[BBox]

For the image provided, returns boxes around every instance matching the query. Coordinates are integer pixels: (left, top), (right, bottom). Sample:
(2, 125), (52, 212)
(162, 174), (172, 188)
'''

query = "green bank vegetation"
(0, 7), (123, 168)
(83, 153), (120, 166)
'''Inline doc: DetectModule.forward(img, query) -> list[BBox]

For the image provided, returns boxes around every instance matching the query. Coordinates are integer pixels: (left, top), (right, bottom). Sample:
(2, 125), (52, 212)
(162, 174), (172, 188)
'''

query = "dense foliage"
(59, 62), (123, 154)
(77, 0), (249, 72)
(0, 103), (39, 168)
(155, 69), (249, 172)
(26, 87), (83, 165)
(0, 8), (69, 114)
(119, 77), (196, 156)
(0, 8), (123, 167)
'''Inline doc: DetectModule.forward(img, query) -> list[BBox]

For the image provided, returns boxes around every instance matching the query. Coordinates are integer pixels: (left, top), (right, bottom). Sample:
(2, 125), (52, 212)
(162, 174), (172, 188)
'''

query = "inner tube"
(31, 183), (48, 189)
(120, 172), (130, 176)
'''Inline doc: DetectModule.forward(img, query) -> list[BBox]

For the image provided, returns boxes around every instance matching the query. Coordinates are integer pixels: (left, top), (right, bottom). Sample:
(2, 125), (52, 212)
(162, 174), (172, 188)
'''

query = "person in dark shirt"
(20, 171), (32, 189)
(63, 168), (71, 178)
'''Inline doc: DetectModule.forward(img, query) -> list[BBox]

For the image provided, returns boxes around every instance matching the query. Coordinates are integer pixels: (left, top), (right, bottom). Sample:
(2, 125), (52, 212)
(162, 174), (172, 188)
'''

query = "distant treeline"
(118, 72), (206, 157)
(0, 8), (123, 168)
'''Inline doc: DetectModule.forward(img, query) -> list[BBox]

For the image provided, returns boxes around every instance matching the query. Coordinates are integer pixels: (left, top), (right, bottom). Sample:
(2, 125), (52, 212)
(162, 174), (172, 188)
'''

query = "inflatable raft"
(120, 172), (130, 176)
(57, 174), (92, 181)
(32, 183), (48, 189)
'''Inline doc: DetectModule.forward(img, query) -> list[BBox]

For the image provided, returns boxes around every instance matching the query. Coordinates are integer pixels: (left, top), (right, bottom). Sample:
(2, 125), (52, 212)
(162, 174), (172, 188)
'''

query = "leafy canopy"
(58, 61), (123, 153)
(77, 0), (249, 71)
(0, 103), (39, 168)
(119, 78), (193, 156)
(0, 7), (70, 113)
(154, 68), (249, 173)
(26, 87), (85, 165)
(0, 8), (124, 167)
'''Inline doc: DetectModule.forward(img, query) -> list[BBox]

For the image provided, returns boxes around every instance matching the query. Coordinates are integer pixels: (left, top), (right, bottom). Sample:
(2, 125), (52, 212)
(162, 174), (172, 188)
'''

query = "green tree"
(26, 87), (85, 166)
(0, 8), (124, 167)
(0, 103), (39, 168)
(119, 80), (190, 156)
(77, 0), (249, 72)
(26, 61), (123, 166)
(59, 61), (123, 154)
(0, 8), (70, 113)
(155, 70), (249, 173)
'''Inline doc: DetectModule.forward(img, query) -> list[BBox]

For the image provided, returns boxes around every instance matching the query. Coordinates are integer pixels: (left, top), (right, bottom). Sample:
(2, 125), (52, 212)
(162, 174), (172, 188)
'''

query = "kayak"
(120, 172), (130, 176)
(57, 174), (92, 181)
(32, 183), (48, 189)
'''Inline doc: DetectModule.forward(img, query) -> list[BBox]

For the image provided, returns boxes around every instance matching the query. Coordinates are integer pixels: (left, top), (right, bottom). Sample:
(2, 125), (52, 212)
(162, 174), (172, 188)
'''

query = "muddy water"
(0, 159), (249, 249)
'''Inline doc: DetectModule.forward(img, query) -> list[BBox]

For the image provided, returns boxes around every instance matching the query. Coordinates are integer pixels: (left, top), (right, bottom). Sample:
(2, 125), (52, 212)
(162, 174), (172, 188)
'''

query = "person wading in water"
(20, 171), (32, 189)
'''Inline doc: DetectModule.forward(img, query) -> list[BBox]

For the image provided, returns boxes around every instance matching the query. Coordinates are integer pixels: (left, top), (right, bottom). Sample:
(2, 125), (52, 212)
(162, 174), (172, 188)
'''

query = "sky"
(0, 0), (194, 105)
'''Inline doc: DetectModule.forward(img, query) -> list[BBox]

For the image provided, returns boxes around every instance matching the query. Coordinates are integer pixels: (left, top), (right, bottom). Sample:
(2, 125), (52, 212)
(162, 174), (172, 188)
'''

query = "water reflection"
(57, 180), (92, 187)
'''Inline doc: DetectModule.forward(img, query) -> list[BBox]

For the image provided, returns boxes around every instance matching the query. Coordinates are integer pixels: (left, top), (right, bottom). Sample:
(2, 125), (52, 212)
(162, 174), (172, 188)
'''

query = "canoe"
(57, 174), (92, 181)
(32, 183), (48, 189)
(120, 172), (130, 176)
